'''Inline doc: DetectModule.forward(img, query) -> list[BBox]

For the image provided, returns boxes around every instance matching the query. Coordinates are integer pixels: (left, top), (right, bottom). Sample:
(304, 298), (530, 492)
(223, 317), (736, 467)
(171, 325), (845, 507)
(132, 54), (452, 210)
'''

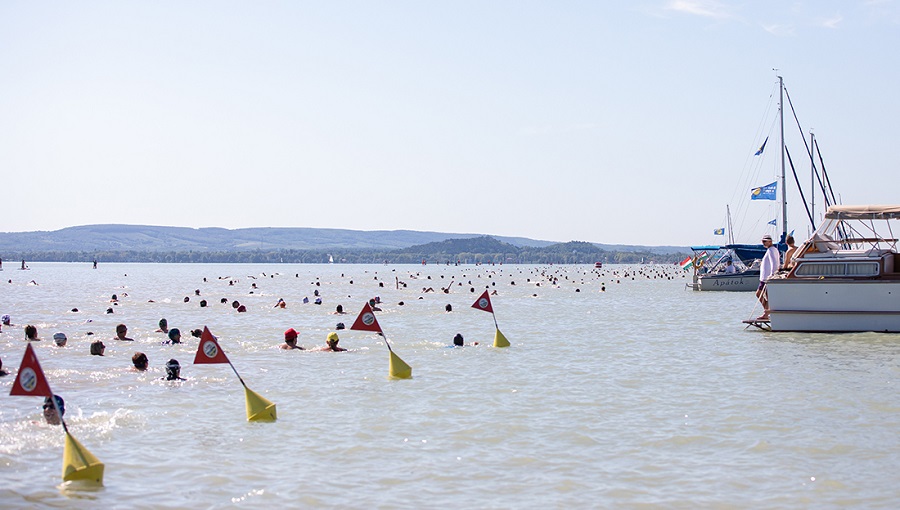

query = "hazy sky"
(2, 1), (898, 246)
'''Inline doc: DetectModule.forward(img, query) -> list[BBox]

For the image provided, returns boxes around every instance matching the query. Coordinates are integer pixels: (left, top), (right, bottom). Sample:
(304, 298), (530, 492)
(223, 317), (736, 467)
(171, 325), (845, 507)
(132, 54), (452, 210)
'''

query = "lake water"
(1, 263), (898, 508)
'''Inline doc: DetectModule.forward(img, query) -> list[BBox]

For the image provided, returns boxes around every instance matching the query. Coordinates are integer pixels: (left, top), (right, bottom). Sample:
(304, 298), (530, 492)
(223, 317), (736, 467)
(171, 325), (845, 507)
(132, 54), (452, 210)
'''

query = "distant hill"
(0, 224), (555, 252)
(0, 225), (690, 263)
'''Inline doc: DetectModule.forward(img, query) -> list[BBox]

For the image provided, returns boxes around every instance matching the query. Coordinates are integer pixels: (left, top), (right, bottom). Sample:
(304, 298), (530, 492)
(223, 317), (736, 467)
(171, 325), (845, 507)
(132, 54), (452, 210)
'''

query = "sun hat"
(762, 234), (773, 241)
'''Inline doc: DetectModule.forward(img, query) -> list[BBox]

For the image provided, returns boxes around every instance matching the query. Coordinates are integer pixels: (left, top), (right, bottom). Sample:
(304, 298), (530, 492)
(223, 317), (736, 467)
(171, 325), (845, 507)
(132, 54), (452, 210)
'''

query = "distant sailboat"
(328, 255), (334, 264)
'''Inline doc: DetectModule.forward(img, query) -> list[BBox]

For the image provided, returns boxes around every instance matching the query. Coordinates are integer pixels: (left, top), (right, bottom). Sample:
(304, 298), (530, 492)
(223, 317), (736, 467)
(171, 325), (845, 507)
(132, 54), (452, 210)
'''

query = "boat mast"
(727, 204), (734, 245)
(778, 75), (788, 240)
(809, 130), (816, 232)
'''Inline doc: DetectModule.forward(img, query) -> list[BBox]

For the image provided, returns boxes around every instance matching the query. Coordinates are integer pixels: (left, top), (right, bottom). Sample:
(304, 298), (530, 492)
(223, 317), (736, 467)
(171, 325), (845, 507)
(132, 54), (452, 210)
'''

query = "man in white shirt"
(756, 234), (781, 320)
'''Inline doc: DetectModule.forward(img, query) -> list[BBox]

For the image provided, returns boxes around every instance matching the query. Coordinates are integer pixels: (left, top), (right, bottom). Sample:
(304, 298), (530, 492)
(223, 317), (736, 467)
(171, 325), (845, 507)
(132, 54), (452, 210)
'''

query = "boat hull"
(697, 270), (759, 292)
(767, 279), (900, 332)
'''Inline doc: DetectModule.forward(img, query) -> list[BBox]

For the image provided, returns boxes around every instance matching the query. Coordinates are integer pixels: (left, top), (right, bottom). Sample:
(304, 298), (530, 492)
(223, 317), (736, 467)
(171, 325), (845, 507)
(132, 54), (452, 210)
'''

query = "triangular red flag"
(350, 302), (383, 333)
(471, 290), (493, 313)
(9, 343), (53, 397)
(193, 327), (231, 364)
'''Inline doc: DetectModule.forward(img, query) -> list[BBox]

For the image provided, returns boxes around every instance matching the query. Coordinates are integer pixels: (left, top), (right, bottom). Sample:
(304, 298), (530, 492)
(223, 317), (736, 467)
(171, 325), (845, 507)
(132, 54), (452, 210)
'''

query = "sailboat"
(689, 206), (764, 291)
(692, 75), (825, 291)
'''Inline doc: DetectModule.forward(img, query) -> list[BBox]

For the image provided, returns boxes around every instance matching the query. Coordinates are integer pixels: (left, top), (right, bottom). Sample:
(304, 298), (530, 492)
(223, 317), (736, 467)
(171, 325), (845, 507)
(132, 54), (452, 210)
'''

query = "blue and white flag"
(713, 228), (725, 235)
(751, 181), (777, 200)
(754, 136), (769, 156)
(768, 219), (777, 226)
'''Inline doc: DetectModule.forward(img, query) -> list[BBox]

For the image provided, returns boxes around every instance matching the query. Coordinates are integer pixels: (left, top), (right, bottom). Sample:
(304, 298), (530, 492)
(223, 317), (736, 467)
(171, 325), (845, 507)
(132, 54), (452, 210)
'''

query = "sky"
(1, 1), (898, 246)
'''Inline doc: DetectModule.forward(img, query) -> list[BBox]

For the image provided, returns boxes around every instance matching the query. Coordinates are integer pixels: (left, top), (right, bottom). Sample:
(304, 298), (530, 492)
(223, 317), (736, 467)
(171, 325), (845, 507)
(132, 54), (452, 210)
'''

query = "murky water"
(1, 263), (898, 508)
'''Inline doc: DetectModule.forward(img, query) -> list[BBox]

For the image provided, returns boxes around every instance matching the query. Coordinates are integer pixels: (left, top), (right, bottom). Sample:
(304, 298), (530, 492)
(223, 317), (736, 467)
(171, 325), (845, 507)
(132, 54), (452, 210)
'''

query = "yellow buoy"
(62, 433), (104, 484)
(244, 386), (277, 422)
(389, 351), (412, 379)
(493, 328), (510, 348)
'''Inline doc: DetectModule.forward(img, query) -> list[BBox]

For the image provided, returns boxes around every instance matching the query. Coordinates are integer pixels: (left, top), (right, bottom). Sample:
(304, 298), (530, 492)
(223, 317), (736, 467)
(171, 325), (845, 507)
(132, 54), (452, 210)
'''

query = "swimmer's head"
(165, 359), (181, 380)
(1, 314), (10, 325)
(327, 332), (340, 347)
(116, 324), (128, 335)
(53, 332), (67, 346)
(453, 333), (464, 346)
(336, 304), (343, 313)
(43, 395), (65, 425)
(132, 352), (148, 371)
(168, 328), (181, 343)
(24, 324), (37, 340)
(191, 329), (202, 338)
(335, 322), (345, 330)
(158, 318), (168, 329)
(284, 328), (299, 344)
(90, 340), (105, 355)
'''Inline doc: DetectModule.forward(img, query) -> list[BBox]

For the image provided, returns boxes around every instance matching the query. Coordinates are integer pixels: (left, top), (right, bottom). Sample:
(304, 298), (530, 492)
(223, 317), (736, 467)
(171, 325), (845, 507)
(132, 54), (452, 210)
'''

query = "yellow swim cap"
(327, 332), (339, 343)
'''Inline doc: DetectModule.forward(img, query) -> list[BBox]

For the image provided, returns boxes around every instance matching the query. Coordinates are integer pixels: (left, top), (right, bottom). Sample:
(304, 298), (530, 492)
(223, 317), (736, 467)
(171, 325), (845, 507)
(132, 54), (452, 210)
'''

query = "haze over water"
(1, 263), (898, 508)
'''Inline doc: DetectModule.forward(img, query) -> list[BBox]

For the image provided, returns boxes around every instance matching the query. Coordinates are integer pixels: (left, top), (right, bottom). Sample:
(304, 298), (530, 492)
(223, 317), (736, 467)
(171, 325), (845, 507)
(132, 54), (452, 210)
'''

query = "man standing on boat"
(756, 234), (780, 320)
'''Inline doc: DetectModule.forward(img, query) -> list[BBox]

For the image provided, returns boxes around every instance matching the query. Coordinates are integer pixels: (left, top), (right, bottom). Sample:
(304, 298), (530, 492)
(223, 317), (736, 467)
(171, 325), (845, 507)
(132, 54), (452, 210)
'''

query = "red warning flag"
(193, 327), (231, 364)
(471, 290), (493, 313)
(9, 343), (53, 397)
(350, 302), (383, 333)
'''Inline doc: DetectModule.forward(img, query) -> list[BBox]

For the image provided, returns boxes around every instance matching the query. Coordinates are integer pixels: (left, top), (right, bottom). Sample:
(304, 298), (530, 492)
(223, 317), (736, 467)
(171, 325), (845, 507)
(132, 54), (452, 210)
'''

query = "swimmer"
(42, 395), (65, 426)
(132, 352), (149, 371)
(166, 328), (182, 344)
(320, 332), (347, 352)
(368, 298), (382, 312)
(275, 298), (286, 309)
(452, 333), (478, 347)
(237, 305), (247, 312)
(0, 356), (8, 376)
(90, 340), (106, 356)
(333, 304), (346, 315)
(1, 314), (11, 326)
(164, 359), (186, 381)
(335, 322), (346, 330)
(445, 304), (452, 312)
(191, 329), (202, 338)
(25, 324), (40, 341)
(281, 328), (304, 350)
(53, 332), (67, 347)
(115, 324), (134, 341)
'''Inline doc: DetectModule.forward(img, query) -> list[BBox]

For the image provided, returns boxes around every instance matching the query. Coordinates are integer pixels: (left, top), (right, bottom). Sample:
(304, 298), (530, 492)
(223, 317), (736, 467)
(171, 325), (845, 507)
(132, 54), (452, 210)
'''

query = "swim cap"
(327, 332), (339, 343)
(43, 395), (65, 416)
(335, 322), (345, 330)
(284, 328), (298, 340)
(165, 359), (181, 379)
(53, 332), (67, 345)
(2, 314), (10, 324)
